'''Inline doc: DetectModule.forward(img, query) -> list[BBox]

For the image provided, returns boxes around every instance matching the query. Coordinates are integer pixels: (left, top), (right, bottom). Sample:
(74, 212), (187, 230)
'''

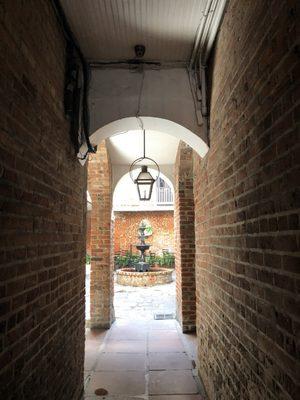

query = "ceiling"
(106, 130), (179, 165)
(60, 0), (224, 166)
(61, 0), (208, 62)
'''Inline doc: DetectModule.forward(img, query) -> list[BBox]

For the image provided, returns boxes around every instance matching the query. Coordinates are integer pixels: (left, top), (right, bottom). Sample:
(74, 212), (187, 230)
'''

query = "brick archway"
(86, 117), (206, 329)
(175, 142), (196, 332)
(87, 138), (197, 332)
(87, 142), (114, 328)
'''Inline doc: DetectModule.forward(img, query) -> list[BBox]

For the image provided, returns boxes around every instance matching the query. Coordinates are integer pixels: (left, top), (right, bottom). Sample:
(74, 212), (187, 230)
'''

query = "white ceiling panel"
(61, 0), (208, 62)
(106, 129), (179, 165)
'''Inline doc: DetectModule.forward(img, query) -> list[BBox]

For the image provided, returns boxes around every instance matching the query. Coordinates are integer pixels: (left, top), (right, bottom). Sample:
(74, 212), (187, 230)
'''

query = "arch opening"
(79, 116), (209, 162)
(111, 168), (176, 321)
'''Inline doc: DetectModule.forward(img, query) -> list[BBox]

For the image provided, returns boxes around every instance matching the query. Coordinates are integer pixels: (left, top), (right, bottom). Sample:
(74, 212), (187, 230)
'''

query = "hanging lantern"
(129, 130), (160, 201)
(135, 165), (155, 200)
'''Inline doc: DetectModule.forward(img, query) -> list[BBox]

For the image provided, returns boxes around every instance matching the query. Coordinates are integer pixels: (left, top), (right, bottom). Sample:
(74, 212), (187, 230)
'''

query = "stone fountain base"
(116, 267), (173, 287)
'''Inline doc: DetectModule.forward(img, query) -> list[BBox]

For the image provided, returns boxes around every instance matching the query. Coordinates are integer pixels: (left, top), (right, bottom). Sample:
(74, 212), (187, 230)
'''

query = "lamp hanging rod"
(143, 130), (146, 158)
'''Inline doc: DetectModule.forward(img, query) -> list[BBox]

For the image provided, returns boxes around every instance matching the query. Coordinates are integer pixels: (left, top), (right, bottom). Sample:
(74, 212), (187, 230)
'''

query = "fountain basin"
(136, 244), (150, 251)
(116, 267), (173, 287)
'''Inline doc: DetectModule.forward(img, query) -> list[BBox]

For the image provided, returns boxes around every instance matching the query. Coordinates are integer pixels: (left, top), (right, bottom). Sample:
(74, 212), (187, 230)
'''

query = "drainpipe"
(189, 0), (214, 68)
(189, 0), (227, 144)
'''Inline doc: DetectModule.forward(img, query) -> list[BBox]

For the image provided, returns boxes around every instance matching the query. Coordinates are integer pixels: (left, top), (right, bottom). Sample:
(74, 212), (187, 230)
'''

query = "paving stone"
(111, 272), (176, 321)
(148, 340), (185, 353)
(85, 397), (145, 400)
(85, 273), (204, 399)
(86, 371), (146, 395)
(149, 330), (180, 340)
(95, 353), (146, 371)
(149, 370), (198, 394)
(104, 340), (147, 353)
(85, 344), (100, 371)
(149, 352), (193, 370)
(149, 396), (204, 399)
(109, 327), (147, 340)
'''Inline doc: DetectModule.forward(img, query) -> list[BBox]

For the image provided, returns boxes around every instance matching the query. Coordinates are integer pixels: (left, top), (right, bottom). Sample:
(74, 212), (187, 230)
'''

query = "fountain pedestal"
(115, 220), (173, 286)
(135, 222), (150, 272)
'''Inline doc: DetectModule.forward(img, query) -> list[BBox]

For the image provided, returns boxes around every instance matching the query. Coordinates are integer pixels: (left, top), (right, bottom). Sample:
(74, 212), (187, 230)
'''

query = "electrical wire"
(51, 0), (96, 158)
(136, 67), (145, 119)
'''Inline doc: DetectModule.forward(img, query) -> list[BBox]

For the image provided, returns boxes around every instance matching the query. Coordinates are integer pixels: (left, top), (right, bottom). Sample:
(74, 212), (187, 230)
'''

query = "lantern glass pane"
(136, 170), (154, 181)
(137, 182), (153, 200)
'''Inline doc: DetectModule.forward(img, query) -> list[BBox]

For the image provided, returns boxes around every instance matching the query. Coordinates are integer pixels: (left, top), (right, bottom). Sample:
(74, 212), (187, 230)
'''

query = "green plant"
(114, 251), (175, 269)
(145, 225), (153, 236)
(155, 255), (165, 267)
(162, 252), (175, 268)
(114, 252), (140, 269)
(86, 254), (91, 264)
(150, 253), (175, 268)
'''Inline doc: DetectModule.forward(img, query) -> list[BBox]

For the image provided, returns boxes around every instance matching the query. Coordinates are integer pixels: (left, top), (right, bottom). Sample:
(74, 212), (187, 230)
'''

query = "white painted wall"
(113, 170), (174, 212)
(88, 67), (208, 152)
(106, 130), (180, 165)
(112, 164), (175, 193)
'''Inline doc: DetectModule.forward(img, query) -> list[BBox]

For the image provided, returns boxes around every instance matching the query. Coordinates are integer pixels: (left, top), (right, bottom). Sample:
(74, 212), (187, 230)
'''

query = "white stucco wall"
(90, 67), (204, 135)
(113, 170), (174, 212)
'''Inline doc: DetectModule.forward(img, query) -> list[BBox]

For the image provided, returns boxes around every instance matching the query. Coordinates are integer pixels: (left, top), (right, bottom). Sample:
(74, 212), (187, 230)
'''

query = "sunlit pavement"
(113, 270), (176, 321)
(84, 270), (206, 399)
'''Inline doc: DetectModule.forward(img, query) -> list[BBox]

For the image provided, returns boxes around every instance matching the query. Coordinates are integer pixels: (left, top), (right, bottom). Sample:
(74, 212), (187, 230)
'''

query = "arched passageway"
(112, 170), (176, 321)
(87, 117), (199, 333)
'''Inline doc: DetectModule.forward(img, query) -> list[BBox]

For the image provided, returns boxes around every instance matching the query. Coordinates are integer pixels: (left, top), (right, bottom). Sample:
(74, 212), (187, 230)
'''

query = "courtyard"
(113, 271), (176, 321)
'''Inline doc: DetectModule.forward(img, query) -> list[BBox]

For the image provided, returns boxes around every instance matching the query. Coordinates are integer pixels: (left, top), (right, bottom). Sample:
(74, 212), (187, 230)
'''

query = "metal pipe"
(189, 0), (213, 69)
(203, 0), (227, 64)
(143, 130), (146, 158)
(189, 0), (227, 145)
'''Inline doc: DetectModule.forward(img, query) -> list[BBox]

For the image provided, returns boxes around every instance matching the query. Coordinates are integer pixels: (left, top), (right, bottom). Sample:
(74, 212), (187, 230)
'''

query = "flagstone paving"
(85, 268), (176, 321)
(84, 271), (206, 399)
(113, 271), (176, 320)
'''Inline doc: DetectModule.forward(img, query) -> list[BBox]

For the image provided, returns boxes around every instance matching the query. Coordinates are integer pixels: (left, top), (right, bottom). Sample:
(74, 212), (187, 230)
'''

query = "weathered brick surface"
(193, 1), (300, 399)
(87, 141), (114, 328)
(114, 211), (174, 254)
(0, 1), (86, 399)
(175, 142), (196, 332)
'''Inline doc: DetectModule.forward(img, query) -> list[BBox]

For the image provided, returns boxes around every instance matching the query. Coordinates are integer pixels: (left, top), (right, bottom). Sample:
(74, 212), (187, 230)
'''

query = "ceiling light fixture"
(129, 129), (160, 201)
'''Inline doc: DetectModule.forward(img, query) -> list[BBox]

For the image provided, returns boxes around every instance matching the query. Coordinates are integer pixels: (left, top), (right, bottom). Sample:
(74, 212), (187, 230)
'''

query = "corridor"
(85, 271), (201, 398)
(84, 319), (203, 399)
(1, 1), (298, 399)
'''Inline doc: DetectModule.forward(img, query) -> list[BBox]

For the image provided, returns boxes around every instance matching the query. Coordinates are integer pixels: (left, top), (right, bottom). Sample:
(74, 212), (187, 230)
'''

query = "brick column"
(174, 142), (196, 332)
(87, 141), (114, 328)
(86, 209), (92, 256)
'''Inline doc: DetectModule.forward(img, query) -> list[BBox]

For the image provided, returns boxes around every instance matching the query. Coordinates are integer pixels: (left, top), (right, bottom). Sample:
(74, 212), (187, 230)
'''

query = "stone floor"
(84, 271), (205, 399)
(84, 319), (205, 399)
(86, 268), (176, 321)
(113, 271), (176, 320)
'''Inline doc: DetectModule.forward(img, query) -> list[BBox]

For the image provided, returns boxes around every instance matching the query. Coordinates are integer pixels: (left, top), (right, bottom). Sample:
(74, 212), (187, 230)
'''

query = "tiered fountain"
(135, 221), (151, 272)
(115, 221), (173, 286)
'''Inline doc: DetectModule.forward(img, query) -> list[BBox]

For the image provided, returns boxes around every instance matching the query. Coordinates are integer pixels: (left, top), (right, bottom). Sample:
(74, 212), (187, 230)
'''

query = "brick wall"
(86, 210), (91, 255)
(0, 2), (86, 400)
(87, 141), (114, 328)
(194, 1), (299, 399)
(175, 142), (196, 332)
(114, 211), (174, 255)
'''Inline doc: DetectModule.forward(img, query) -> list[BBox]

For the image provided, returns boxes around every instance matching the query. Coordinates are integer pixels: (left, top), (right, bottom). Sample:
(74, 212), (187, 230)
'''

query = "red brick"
(193, 1), (299, 399)
(0, 2), (86, 399)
